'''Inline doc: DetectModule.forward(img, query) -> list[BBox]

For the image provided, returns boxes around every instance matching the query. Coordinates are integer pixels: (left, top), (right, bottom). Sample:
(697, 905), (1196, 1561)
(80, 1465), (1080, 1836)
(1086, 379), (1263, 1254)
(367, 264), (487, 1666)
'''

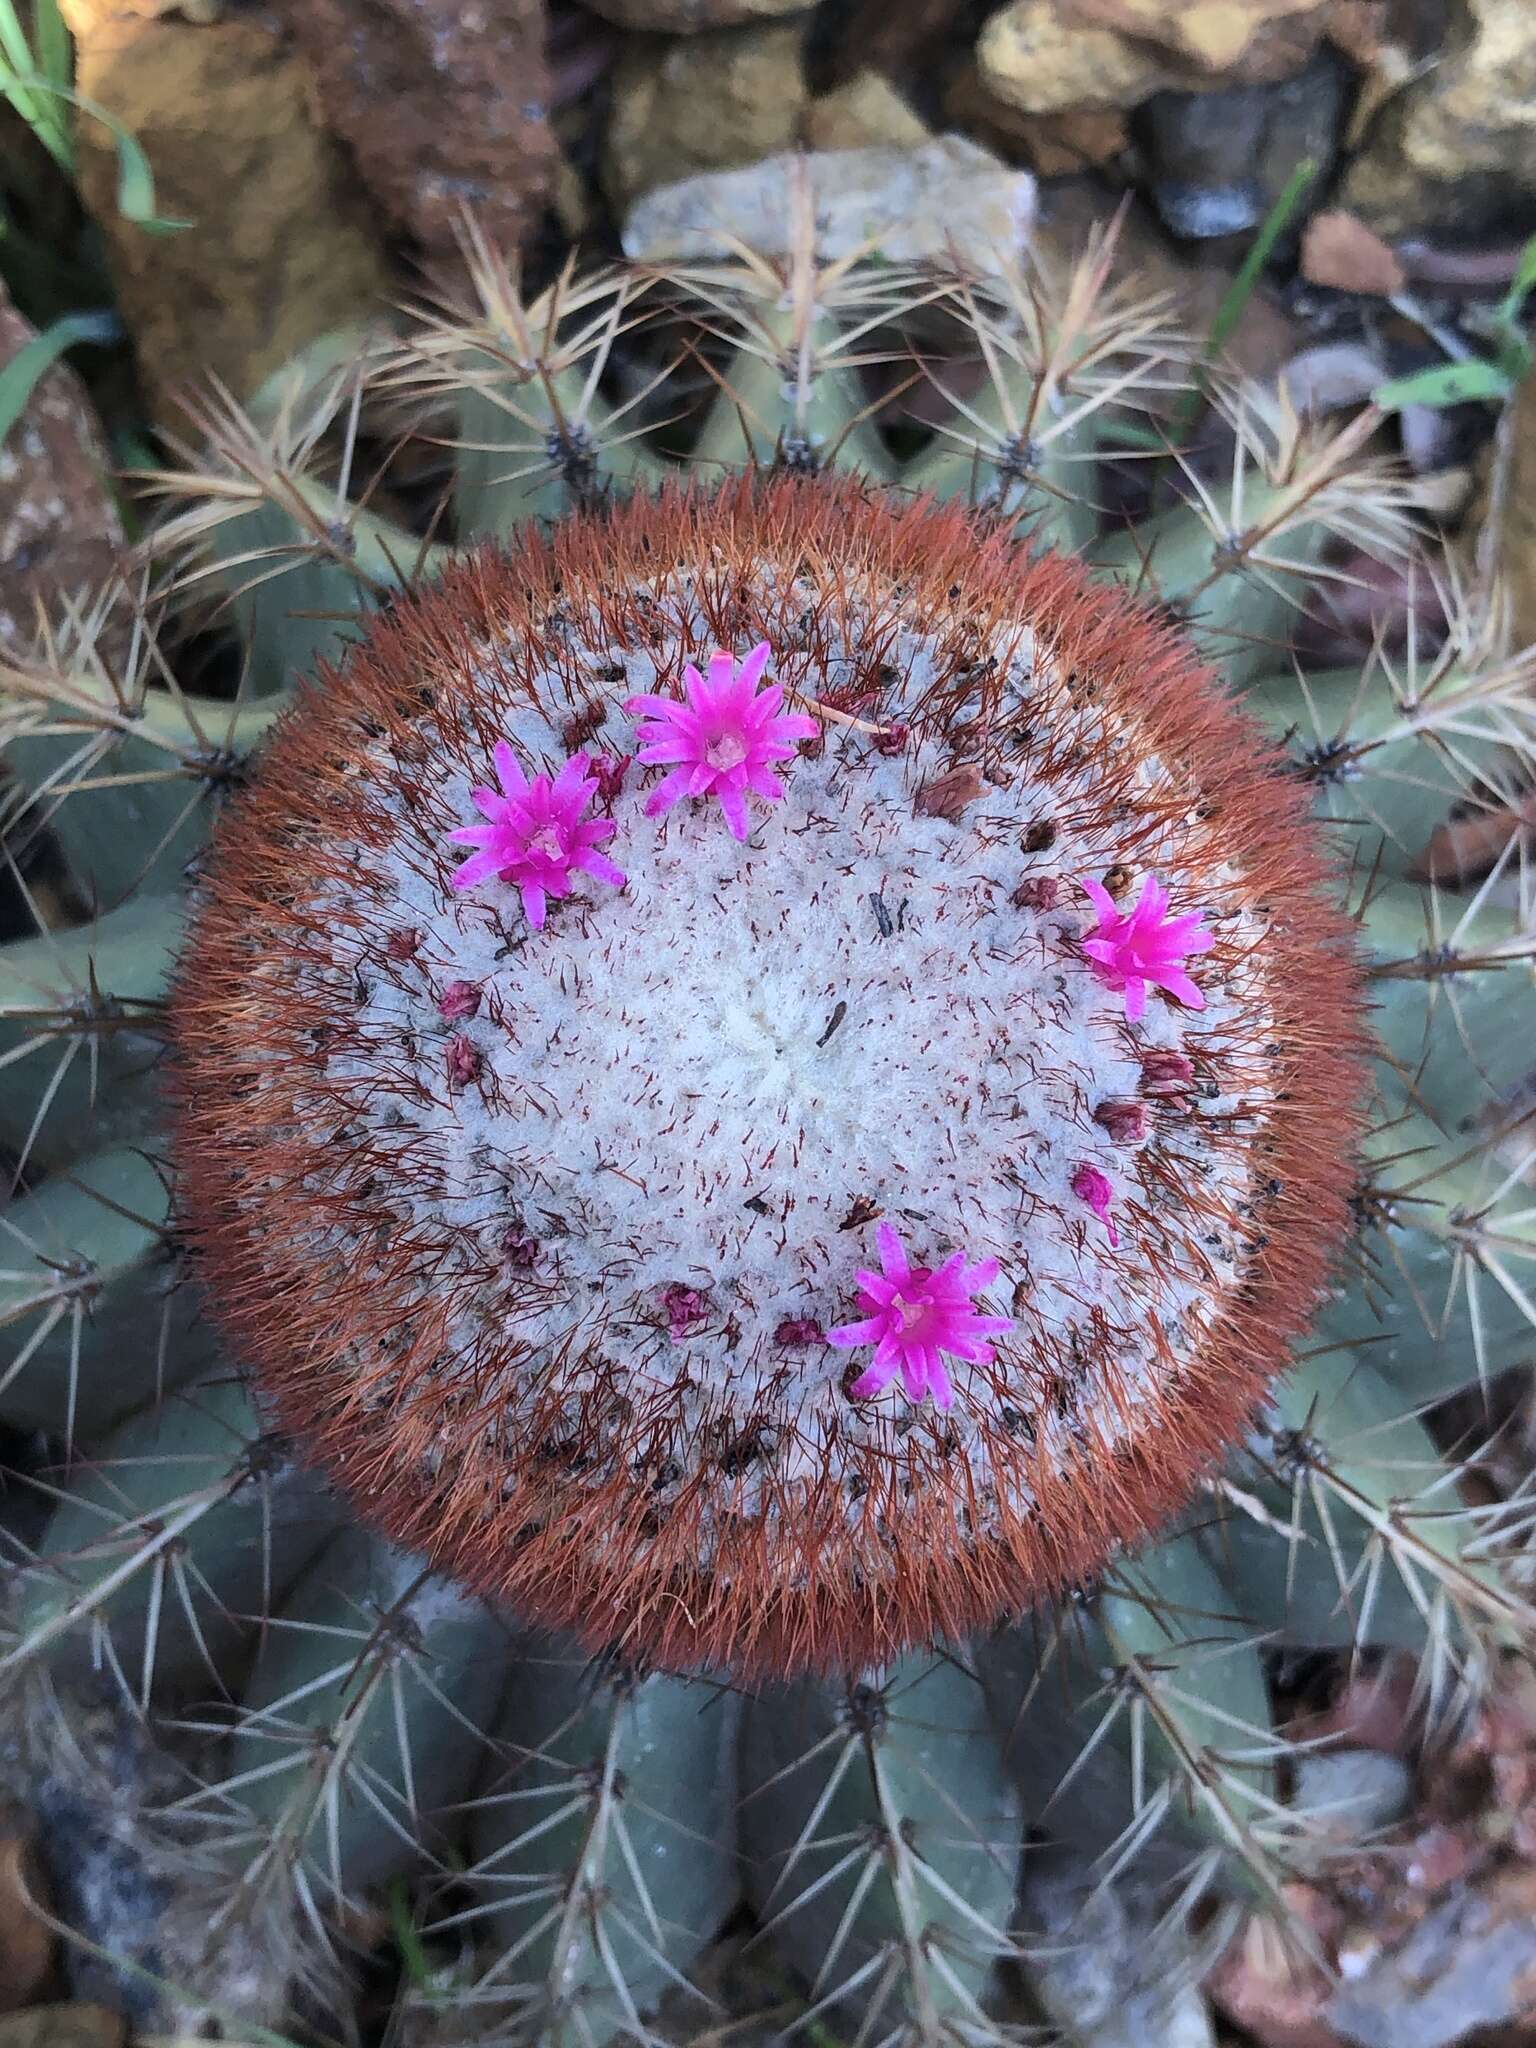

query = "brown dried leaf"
(0, 1813), (53, 2016)
(1300, 210), (1406, 296)
(1408, 794), (1536, 885)
(914, 762), (987, 821)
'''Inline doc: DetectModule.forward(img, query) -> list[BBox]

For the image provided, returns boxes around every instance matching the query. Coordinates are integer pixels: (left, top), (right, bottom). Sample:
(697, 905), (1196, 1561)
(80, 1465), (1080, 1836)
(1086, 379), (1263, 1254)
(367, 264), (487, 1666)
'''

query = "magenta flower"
(625, 641), (818, 841)
(447, 745), (625, 929)
(829, 1222), (1013, 1411)
(1071, 1164), (1120, 1249)
(1080, 872), (1213, 1022)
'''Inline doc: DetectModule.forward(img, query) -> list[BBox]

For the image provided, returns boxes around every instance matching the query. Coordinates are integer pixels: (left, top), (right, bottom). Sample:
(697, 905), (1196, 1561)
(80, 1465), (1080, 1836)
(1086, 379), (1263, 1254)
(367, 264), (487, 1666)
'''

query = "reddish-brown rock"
(0, 284), (126, 661)
(272, 0), (558, 252)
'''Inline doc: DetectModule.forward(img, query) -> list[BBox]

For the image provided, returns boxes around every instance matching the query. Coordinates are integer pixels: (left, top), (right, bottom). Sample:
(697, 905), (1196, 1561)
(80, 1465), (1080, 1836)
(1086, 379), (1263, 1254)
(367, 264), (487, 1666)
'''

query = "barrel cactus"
(2, 189), (1534, 2043)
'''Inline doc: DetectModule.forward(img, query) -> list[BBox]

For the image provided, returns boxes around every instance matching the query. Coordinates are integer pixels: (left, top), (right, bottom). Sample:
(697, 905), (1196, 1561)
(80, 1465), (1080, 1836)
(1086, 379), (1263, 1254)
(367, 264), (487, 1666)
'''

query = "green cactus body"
(741, 1656), (1023, 2030)
(467, 1644), (738, 2043)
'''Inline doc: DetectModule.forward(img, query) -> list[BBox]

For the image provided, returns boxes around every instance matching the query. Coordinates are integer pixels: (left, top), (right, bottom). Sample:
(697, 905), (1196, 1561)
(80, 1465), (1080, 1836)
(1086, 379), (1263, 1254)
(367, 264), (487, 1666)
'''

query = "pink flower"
(1080, 872), (1213, 1022)
(828, 1221), (1013, 1411)
(448, 745), (625, 929)
(1071, 1164), (1119, 1248)
(625, 641), (818, 841)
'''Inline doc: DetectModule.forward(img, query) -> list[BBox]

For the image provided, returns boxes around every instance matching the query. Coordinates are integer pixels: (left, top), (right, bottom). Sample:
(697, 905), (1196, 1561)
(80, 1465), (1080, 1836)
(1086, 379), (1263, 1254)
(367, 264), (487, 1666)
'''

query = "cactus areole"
(172, 476), (1366, 1673)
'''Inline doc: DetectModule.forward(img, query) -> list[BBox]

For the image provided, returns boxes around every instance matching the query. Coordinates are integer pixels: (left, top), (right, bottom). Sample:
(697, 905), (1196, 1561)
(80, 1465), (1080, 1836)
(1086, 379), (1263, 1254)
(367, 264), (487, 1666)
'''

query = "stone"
(63, 9), (388, 432)
(800, 73), (929, 153)
(1340, 0), (1536, 235)
(582, 0), (806, 24)
(1293, 1749), (1414, 1837)
(945, 66), (1129, 173)
(603, 20), (808, 212)
(622, 138), (1036, 270)
(1326, 1867), (1536, 2048)
(0, 284), (127, 664)
(1299, 208), (1407, 293)
(1139, 44), (1350, 238)
(976, 0), (1179, 113)
(1021, 1854), (1218, 2048)
(0, 2011), (125, 2048)
(269, 0), (557, 253)
(1061, 0), (1332, 76)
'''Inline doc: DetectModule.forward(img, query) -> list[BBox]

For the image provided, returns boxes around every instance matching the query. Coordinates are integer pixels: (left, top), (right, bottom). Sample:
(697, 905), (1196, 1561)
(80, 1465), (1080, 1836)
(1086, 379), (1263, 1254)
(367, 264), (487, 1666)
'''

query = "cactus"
(3, 186), (1535, 2045)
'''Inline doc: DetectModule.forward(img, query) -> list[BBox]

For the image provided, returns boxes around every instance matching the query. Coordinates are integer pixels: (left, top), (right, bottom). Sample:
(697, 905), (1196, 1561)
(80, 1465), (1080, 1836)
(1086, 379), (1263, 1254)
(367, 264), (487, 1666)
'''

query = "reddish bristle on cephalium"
(171, 474), (1366, 1677)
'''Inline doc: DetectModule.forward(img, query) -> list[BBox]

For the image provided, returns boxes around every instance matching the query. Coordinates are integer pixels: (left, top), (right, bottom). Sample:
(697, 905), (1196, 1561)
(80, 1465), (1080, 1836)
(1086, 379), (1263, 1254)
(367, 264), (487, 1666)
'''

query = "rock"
(622, 138), (1036, 269)
(603, 20), (808, 212)
(0, 2011), (124, 2048)
(582, 0), (806, 25)
(269, 0), (557, 253)
(1293, 1749), (1414, 1837)
(63, 8), (388, 430)
(821, 0), (961, 81)
(0, 284), (127, 664)
(1326, 1866), (1536, 2048)
(800, 73), (929, 153)
(0, 1807), (53, 2012)
(1061, 0), (1332, 77)
(945, 65), (1129, 173)
(1021, 1852), (1218, 2048)
(1299, 208), (1407, 293)
(976, 0), (1179, 113)
(1207, 1896), (1346, 2048)
(1340, 0), (1536, 236)
(1138, 43), (1350, 238)
(1325, 0), (1396, 67)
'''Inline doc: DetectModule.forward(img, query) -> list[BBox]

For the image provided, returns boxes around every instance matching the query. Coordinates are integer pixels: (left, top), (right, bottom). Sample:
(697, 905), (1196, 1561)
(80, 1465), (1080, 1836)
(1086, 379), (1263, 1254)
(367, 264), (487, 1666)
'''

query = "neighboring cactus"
(2, 189), (1535, 2044)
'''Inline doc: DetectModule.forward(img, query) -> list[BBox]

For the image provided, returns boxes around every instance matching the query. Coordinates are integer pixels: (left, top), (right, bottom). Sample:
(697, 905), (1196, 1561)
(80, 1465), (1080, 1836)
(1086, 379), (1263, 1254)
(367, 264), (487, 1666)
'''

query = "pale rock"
(976, 0), (1178, 113)
(622, 138), (1036, 270)
(1293, 1748), (1414, 1837)
(1060, 0), (1331, 77)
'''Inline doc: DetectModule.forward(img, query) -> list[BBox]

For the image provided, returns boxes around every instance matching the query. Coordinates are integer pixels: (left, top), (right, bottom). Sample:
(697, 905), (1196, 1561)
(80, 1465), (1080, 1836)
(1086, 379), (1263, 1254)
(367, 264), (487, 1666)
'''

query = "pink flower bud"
(438, 979), (482, 1022)
(662, 1282), (709, 1338)
(446, 1035), (481, 1088)
(774, 1316), (826, 1347)
(1141, 1049), (1195, 1094)
(1093, 1099), (1148, 1144)
(1011, 875), (1060, 912)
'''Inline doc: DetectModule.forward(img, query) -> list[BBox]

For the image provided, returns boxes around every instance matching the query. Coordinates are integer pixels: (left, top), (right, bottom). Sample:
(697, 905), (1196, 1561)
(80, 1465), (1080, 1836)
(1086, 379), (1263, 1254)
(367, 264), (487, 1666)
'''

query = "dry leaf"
(914, 763), (988, 820)
(1300, 210), (1406, 296)
(0, 1812), (53, 2015)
